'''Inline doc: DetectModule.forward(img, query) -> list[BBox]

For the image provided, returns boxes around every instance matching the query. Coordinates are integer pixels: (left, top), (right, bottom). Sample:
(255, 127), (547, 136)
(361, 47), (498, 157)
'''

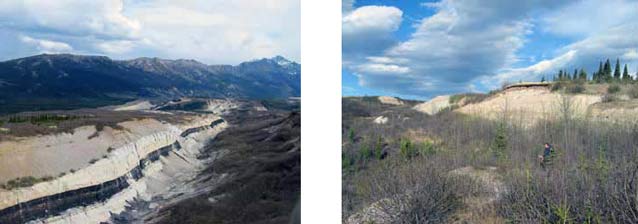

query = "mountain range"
(0, 54), (300, 114)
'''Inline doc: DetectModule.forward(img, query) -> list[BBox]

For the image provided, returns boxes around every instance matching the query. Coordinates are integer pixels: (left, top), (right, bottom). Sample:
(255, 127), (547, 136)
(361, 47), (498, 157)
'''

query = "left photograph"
(0, 1), (300, 223)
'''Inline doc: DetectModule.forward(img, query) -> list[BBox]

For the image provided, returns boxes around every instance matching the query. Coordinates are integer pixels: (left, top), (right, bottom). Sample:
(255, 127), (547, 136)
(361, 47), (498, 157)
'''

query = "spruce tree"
(541, 76), (545, 83)
(558, 70), (564, 80)
(614, 58), (621, 80)
(604, 59), (612, 81)
(579, 68), (587, 81)
(596, 61), (603, 83)
(492, 122), (508, 160)
(622, 64), (631, 82)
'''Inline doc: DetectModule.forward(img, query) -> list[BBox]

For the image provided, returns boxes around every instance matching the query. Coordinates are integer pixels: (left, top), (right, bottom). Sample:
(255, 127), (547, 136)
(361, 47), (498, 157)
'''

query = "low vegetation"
(343, 91), (638, 223)
(1, 175), (55, 190)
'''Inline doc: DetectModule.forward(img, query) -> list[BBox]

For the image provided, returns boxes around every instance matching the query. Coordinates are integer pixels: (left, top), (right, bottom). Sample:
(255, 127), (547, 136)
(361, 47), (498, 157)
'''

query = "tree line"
(543, 58), (636, 83)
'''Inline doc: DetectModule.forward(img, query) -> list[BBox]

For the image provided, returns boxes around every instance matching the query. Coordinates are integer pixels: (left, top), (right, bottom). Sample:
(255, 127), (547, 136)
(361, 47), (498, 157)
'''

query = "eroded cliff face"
(0, 114), (226, 223)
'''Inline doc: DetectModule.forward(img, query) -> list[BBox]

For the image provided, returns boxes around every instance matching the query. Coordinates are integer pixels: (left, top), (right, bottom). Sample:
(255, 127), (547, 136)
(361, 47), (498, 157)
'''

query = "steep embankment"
(455, 87), (601, 124)
(0, 114), (226, 223)
(144, 111), (301, 224)
(413, 85), (638, 125)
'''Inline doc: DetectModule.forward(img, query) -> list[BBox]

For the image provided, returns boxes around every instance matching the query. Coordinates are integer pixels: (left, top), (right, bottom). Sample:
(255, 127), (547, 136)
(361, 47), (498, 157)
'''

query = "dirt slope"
(455, 88), (601, 124)
(412, 95), (451, 115)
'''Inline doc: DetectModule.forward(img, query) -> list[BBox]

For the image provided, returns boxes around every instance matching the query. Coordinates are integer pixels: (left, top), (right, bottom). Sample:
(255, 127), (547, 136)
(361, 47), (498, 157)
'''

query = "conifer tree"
(579, 68), (587, 81)
(622, 64), (631, 82)
(614, 58), (621, 80)
(541, 76), (545, 83)
(604, 59), (612, 81)
(595, 61), (603, 83)
(558, 70), (564, 80)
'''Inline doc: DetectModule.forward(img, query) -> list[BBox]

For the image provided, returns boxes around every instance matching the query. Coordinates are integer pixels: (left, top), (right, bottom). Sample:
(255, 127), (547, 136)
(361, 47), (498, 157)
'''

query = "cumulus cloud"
(483, 50), (578, 88)
(345, 0), (636, 97)
(0, 0), (140, 40)
(342, 5), (402, 57)
(0, 0), (300, 64)
(346, 0), (563, 96)
(20, 35), (73, 53)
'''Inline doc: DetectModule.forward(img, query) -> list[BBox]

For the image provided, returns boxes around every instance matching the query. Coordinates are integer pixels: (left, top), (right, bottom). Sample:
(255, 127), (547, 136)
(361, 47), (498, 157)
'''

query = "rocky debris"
(413, 95), (451, 115)
(373, 116), (388, 124)
(378, 96), (404, 106)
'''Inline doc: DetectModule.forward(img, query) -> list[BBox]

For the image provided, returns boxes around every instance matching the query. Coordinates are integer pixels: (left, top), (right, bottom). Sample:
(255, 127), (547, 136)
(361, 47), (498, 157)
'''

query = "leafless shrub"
(347, 158), (478, 223)
(343, 97), (638, 223)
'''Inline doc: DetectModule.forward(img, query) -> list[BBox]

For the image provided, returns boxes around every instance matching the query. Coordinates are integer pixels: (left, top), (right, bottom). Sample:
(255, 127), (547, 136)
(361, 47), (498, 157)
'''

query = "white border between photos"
(301, 0), (342, 223)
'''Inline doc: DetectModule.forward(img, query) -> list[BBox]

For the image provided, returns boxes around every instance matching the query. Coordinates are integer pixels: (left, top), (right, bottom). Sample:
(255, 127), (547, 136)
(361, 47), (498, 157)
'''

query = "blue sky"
(0, 0), (300, 65)
(343, 0), (638, 100)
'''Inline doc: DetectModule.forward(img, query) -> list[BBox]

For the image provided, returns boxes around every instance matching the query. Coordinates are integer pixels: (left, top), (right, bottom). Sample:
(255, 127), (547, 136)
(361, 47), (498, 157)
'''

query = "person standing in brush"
(539, 143), (554, 169)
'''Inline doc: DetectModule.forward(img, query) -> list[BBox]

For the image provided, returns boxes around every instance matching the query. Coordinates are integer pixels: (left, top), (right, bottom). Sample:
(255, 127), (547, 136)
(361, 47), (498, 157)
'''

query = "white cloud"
(96, 40), (135, 54)
(0, 0), (300, 64)
(344, 0), (637, 97)
(346, 0), (557, 96)
(357, 63), (410, 74)
(485, 50), (578, 88)
(0, 0), (141, 40)
(20, 35), (73, 53)
(342, 5), (402, 57)
(343, 6), (402, 33)
(624, 49), (638, 60)
(542, 0), (638, 38)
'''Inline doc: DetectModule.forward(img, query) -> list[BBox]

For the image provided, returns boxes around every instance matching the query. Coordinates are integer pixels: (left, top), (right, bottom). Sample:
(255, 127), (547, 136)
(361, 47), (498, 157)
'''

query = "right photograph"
(342, 0), (638, 223)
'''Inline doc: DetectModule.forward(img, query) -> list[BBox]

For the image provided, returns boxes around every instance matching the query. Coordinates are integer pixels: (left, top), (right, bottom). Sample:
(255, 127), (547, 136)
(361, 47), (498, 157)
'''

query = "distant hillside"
(0, 54), (300, 114)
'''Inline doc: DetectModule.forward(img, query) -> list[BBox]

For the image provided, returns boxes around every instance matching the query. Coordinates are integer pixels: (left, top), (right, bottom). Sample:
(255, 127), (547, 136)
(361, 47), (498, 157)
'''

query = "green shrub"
(348, 128), (355, 143)
(400, 138), (418, 159)
(607, 84), (621, 94)
(1, 175), (55, 190)
(342, 152), (354, 170)
(491, 123), (508, 160)
(566, 83), (585, 94)
(359, 145), (372, 160)
(421, 141), (436, 156)
(374, 136), (384, 160)
(550, 82), (564, 91)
